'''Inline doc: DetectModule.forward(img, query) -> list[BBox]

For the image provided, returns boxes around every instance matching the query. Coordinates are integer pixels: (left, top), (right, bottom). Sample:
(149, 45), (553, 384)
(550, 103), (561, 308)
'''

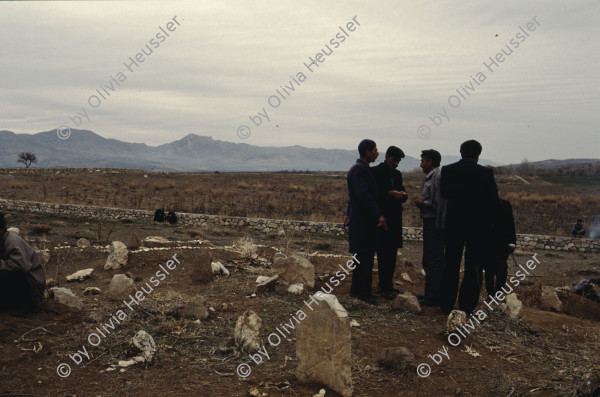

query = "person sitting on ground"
(572, 219), (585, 237)
(154, 208), (166, 223)
(0, 213), (46, 317)
(166, 210), (178, 225)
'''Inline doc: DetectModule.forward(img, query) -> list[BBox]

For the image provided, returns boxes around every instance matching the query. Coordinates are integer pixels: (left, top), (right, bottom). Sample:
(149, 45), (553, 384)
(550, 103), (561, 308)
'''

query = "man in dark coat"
(371, 146), (407, 299)
(344, 139), (386, 305)
(154, 208), (165, 222)
(485, 197), (516, 296)
(0, 213), (46, 316)
(440, 140), (499, 315)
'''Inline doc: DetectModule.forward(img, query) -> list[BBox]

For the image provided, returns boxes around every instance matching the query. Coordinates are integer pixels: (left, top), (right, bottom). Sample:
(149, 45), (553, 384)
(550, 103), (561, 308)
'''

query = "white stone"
(234, 310), (262, 353)
(131, 330), (156, 363)
(447, 310), (467, 332)
(401, 272), (413, 283)
(505, 293), (523, 319)
(287, 284), (304, 294)
(255, 276), (270, 283)
(104, 241), (128, 270)
(211, 261), (230, 276)
(66, 268), (94, 282)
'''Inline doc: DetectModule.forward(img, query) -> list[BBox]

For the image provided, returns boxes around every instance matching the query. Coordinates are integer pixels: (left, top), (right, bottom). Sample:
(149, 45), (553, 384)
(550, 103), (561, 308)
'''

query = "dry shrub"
(235, 236), (257, 258)
(186, 229), (206, 239)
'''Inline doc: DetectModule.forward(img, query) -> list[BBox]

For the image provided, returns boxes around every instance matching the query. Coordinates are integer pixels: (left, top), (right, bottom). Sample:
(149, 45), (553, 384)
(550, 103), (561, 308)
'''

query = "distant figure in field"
(372, 146), (408, 300)
(344, 139), (387, 305)
(440, 140), (499, 316)
(154, 208), (166, 223)
(415, 149), (446, 307)
(485, 197), (516, 296)
(572, 219), (585, 237)
(166, 210), (178, 225)
(0, 213), (46, 317)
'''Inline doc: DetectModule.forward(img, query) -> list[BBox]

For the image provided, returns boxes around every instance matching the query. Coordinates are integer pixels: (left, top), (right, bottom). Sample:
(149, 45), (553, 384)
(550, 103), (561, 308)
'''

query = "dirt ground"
(1, 210), (599, 397)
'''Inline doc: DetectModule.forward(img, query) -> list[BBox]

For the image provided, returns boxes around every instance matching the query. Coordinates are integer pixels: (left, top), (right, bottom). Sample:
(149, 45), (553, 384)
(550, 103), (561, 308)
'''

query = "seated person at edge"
(0, 213), (46, 317)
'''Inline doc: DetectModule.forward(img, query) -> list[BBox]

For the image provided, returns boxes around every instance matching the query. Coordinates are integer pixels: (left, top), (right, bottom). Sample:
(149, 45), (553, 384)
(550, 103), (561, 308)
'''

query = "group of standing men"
(346, 139), (516, 315)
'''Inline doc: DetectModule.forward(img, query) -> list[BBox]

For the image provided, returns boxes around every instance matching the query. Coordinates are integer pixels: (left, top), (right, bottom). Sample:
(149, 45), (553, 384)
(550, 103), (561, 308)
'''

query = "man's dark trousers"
(441, 231), (490, 315)
(0, 270), (33, 313)
(422, 218), (444, 304)
(376, 230), (398, 291)
(350, 252), (373, 297)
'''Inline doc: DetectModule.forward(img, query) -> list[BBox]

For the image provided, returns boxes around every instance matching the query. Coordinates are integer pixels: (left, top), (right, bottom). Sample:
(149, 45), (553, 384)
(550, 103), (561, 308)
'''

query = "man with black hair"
(344, 139), (386, 305)
(440, 140), (499, 315)
(0, 213), (46, 316)
(371, 146), (408, 299)
(415, 149), (446, 307)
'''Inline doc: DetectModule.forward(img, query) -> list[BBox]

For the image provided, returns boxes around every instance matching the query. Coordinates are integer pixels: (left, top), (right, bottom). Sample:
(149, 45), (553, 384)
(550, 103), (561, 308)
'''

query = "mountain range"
(0, 129), (592, 172)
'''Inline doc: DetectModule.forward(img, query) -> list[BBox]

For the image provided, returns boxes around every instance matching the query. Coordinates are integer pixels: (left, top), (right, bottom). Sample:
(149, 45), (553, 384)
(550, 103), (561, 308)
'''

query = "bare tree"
(17, 152), (37, 168)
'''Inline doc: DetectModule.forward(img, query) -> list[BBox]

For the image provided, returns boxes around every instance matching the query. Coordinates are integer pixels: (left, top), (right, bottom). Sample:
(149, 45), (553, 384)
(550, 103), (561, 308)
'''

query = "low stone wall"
(1, 198), (598, 253)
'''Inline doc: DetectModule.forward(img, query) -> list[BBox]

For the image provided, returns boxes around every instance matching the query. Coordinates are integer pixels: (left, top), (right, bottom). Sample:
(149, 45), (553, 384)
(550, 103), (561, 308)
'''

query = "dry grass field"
(0, 168), (599, 237)
(0, 166), (599, 396)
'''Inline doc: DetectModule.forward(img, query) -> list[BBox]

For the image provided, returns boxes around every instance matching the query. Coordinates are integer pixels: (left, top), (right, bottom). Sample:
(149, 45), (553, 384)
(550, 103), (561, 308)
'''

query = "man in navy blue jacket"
(344, 139), (386, 305)
(440, 140), (499, 315)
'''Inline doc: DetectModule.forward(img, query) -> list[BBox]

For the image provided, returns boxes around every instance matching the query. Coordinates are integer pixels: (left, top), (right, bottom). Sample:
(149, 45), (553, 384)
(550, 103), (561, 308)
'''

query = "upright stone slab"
(190, 251), (213, 284)
(296, 293), (352, 397)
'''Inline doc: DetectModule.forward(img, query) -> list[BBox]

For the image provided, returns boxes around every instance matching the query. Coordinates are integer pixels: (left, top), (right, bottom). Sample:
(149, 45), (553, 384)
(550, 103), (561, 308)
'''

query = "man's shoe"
(358, 295), (379, 306)
(9, 302), (29, 317)
(380, 290), (399, 300)
(418, 298), (439, 307)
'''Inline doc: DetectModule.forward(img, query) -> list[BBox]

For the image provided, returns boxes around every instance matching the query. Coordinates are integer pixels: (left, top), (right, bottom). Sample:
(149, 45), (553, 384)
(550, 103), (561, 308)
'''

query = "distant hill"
(503, 158), (600, 169)
(0, 129), (511, 172)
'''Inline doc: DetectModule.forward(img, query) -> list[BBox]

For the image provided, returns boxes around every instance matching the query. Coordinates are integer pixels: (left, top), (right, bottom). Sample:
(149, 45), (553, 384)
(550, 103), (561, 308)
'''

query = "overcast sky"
(2, 0), (599, 164)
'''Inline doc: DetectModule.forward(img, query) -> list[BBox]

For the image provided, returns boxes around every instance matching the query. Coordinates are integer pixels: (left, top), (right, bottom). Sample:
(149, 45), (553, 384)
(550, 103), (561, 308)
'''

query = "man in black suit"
(344, 139), (387, 305)
(372, 146), (408, 299)
(440, 140), (499, 315)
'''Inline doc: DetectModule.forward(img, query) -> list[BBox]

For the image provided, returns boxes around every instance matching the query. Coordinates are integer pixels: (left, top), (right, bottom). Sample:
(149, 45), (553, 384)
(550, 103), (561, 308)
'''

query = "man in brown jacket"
(0, 213), (46, 316)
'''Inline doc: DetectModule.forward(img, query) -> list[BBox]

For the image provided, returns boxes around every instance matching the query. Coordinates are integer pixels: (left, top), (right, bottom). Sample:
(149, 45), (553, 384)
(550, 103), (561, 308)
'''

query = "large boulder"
(50, 287), (83, 311)
(190, 251), (213, 284)
(273, 254), (315, 288)
(108, 274), (135, 298)
(104, 241), (128, 270)
(540, 286), (563, 312)
(296, 293), (352, 397)
(391, 292), (421, 313)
